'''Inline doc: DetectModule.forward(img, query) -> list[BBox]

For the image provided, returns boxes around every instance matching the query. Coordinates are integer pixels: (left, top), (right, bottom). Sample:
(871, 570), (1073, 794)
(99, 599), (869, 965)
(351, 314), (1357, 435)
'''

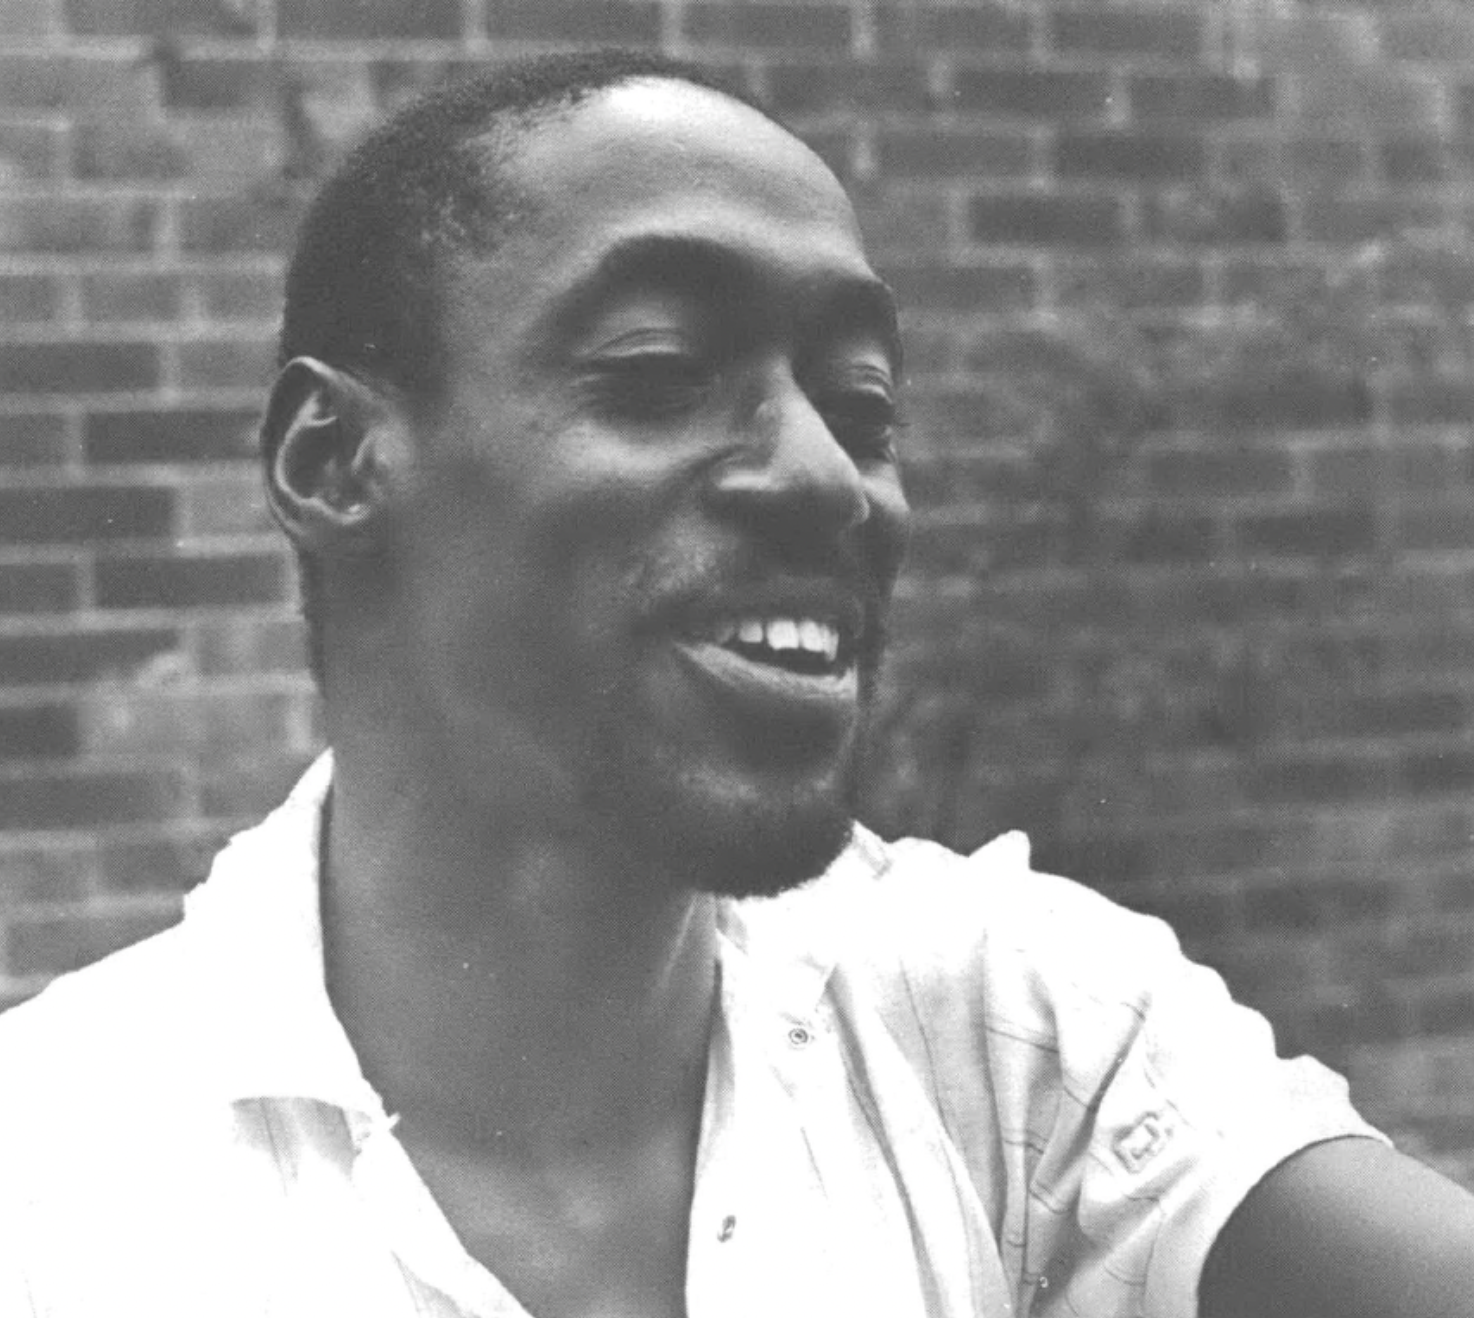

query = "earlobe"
(263, 358), (400, 557)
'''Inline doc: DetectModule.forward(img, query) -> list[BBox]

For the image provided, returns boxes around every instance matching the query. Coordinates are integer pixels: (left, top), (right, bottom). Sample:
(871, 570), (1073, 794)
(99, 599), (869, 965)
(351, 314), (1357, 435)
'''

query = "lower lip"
(670, 640), (858, 726)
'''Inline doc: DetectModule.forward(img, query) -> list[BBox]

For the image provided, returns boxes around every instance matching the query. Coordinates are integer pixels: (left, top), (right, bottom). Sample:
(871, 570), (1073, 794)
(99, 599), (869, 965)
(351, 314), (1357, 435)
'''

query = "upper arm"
(1200, 1136), (1474, 1318)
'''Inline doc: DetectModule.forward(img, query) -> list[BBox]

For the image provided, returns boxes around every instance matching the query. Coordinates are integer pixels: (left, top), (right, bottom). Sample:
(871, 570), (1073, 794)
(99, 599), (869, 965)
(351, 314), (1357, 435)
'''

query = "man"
(1, 48), (1471, 1318)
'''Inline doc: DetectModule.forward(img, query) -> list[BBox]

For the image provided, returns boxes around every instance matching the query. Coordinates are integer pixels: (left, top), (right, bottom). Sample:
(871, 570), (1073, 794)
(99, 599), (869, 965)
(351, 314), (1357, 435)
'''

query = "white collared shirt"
(0, 754), (1381, 1317)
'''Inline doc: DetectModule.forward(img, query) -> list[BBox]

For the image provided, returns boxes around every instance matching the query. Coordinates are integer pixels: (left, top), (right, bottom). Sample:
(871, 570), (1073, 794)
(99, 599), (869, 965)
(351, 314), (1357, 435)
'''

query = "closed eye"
(583, 353), (714, 420)
(817, 391), (904, 461)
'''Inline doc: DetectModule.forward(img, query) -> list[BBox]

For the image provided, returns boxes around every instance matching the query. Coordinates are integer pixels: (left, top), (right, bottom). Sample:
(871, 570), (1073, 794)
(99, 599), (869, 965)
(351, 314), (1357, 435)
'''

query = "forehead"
(438, 79), (886, 351)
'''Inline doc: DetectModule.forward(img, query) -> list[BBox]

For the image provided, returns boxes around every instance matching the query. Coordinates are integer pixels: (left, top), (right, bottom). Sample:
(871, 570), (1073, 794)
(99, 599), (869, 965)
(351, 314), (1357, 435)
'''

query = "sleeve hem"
(1145, 1117), (1390, 1318)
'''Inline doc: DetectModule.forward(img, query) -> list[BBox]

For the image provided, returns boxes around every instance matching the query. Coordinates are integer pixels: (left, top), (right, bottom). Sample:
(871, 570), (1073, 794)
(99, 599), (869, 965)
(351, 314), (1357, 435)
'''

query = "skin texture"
(1200, 1136), (1474, 1318)
(265, 78), (905, 1318)
(262, 74), (1474, 1318)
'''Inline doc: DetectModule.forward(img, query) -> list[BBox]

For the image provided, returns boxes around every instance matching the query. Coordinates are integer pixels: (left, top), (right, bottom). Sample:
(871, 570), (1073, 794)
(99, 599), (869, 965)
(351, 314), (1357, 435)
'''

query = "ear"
(262, 358), (405, 556)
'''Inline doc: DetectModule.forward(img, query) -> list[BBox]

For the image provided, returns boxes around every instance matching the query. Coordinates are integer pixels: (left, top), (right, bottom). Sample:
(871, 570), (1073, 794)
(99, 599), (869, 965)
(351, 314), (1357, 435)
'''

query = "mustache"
(629, 541), (892, 686)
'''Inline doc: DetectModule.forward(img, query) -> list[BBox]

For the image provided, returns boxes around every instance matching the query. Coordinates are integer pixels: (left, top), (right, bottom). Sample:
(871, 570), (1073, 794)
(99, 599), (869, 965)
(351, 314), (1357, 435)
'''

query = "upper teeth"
(713, 617), (840, 663)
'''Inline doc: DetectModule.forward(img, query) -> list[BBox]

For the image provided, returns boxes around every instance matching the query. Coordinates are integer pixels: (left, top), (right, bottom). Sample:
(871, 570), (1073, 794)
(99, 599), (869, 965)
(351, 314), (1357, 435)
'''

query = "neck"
(320, 728), (720, 1167)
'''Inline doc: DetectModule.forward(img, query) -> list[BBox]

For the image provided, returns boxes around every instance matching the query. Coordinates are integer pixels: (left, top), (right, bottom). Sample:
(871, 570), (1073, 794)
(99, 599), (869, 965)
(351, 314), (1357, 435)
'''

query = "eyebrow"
(534, 232), (903, 376)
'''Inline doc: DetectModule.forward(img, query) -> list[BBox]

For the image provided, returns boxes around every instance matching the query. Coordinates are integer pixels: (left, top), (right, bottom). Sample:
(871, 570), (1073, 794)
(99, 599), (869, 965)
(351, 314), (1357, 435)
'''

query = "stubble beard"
(578, 634), (885, 901)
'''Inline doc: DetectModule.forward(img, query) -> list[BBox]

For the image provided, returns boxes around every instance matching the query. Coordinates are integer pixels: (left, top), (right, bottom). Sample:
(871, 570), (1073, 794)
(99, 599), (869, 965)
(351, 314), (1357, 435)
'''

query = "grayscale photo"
(2, 0), (1473, 1314)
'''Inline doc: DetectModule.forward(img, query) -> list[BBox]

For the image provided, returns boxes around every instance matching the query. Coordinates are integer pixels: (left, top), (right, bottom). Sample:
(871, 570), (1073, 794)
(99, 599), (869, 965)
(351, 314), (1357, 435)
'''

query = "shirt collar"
(178, 750), (887, 1116)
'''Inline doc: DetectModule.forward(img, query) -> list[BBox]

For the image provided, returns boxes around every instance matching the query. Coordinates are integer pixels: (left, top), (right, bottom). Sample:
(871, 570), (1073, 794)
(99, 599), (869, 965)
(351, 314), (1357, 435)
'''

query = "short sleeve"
(869, 835), (1386, 1318)
(965, 859), (1386, 1317)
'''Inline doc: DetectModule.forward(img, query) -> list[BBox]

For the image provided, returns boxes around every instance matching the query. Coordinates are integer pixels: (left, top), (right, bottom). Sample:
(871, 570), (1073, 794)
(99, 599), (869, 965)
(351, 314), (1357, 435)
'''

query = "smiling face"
(384, 78), (909, 896)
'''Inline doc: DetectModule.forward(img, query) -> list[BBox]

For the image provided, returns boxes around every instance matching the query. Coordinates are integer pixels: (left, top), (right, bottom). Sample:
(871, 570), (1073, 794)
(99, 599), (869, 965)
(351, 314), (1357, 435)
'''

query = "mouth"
(661, 595), (864, 735)
(697, 613), (849, 678)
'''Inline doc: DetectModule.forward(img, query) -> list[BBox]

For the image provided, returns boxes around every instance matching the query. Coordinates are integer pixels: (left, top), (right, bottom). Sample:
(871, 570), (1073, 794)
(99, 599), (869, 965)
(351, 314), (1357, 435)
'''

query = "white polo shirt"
(0, 753), (1381, 1317)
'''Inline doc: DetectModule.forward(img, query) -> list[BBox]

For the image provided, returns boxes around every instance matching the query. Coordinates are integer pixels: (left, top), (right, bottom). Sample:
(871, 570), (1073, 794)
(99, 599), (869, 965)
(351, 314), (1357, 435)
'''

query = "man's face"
(386, 78), (909, 896)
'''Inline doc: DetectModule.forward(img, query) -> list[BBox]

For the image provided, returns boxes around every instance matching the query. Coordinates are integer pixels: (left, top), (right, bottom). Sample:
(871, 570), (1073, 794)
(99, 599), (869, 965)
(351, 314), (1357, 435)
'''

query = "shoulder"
(0, 920), (199, 1120)
(837, 828), (1188, 1017)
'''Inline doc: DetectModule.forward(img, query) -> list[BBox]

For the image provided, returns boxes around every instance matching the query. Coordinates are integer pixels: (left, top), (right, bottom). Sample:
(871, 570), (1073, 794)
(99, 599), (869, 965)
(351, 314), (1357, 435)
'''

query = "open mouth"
(696, 614), (849, 679)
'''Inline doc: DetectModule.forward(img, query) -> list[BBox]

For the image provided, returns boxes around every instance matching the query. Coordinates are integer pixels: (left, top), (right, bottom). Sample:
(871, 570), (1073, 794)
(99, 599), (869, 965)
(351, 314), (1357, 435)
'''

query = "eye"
(816, 389), (904, 461)
(584, 352), (714, 420)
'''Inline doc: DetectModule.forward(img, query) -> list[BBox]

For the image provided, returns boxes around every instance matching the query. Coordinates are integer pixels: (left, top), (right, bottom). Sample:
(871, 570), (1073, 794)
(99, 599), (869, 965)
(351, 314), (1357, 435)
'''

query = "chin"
(664, 787), (856, 900)
(581, 736), (863, 900)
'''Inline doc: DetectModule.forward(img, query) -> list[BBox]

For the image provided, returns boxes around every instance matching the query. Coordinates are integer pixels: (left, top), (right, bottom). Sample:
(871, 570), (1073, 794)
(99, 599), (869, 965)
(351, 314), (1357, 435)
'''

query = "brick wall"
(4, 0), (1474, 1184)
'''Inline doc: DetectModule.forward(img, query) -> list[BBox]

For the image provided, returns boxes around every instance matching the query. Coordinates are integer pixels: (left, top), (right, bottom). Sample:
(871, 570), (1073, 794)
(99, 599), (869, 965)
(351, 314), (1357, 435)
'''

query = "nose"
(708, 375), (870, 534)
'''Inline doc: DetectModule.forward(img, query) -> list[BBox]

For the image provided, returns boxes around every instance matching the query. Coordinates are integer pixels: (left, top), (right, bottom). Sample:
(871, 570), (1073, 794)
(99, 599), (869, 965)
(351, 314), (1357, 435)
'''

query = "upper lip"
(662, 584), (866, 651)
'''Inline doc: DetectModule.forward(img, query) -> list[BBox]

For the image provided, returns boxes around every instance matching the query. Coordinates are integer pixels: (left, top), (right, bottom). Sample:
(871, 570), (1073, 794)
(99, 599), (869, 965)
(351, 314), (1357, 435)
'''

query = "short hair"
(277, 48), (763, 405)
(268, 49), (778, 684)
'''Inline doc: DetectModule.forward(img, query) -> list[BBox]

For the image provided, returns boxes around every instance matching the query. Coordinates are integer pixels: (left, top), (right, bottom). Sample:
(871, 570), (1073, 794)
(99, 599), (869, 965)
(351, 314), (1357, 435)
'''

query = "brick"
(0, 628), (180, 688)
(159, 57), (275, 112)
(0, 273), (58, 323)
(0, 770), (183, 831)
(1342, 691), (1465, 739)
(0, 563), (80, 614)
(0, 196), (160, 254)
(888, 264), (1036, 315)
(875, 5), (1029, 54)
(199, 754), (318, 821)
(1459, 85), (1474, 140)
(0, 841), (96, 905)
(194, 267), (284, 322)
(683, 3), (850, 49)
(1381, 139), (1449, 186)
(1404, 749), (1474, 795)
(1414, 989), (1474, 1040)
(1055, 130), (1203, 183)
(1219, 257), (1329, 305)
(184, 191), (308, 260)
(0, 0), (59, 36)
(485, 0), (659, 43)
(1239, 505), (1377, 558)
(279, 0), (459, 38)
(1384, 14), (1474, 64)
(1146, 449), (1293, 498)
(1388, 922), (1474, 981)
(1055, 253), (1204, 312)
(0, 413), (71, 467)
(1142, 186), (1287, 245)
(849, 183), (950, 256)
(195, 616), (308, 677)
(1387, 377), (1474, 426)
(176, 337), (276, 391)
(1118, 512), (1216, 564)
(0, 343), (160, 398)
(182, 477), (274, 537)
(878, 127), (1031, 179)
(0, 486), (173, 545)
(1191, 368), (1370, 431)
(766, 61), (934, 116)
(1400, 501), (1474, 552)
(1301, 194), (1444, 245)
(1250, 755), (1392, 805)
(970, 193), (1125, 247)
(0, 56), (156, 115)
(65, 0), (256, 35)
(179, 189), (308, 254)
(99, 833), (220, 895)
(1050, 7), (1202, 61)
(96, 552), (284, 609)
(952, 68), (1111, 121)
(0, 120), (65, 180)
(81, 272), (181, 323)
(7, 901), (181, 977)
(72, 121), (188, 181)
(1130, 74), (1275, 123)
(85, 408), (260, 465)
(0, 704), (79, 759)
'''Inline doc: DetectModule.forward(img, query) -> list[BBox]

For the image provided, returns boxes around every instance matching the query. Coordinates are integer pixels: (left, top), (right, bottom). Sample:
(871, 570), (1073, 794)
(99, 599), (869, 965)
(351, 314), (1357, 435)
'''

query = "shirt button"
(718, 1214), (737, 1242)
(787, 1025), (812, 1047)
